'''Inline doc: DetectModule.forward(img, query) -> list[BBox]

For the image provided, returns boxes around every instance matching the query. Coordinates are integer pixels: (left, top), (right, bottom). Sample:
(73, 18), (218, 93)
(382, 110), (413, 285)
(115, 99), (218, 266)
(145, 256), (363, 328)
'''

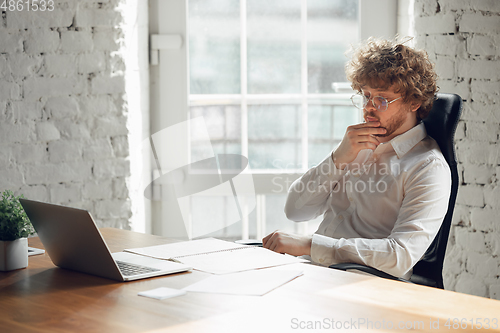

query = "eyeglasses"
(351, 93), (402, 112)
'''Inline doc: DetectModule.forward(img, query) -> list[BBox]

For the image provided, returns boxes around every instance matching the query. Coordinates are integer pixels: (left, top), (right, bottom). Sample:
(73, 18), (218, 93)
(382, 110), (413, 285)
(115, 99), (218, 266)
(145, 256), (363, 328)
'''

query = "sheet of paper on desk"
(125, 238), (244, 260)
(177, 246), (306, 274)
(183, 269), (304, 296)
(124, 238), (307, 274)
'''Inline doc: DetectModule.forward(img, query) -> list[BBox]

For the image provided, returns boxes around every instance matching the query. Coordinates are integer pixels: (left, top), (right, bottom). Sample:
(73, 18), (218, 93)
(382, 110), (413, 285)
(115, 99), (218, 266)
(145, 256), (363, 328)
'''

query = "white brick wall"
(414, 0), (500, 299)
(0, 1), (147, 230)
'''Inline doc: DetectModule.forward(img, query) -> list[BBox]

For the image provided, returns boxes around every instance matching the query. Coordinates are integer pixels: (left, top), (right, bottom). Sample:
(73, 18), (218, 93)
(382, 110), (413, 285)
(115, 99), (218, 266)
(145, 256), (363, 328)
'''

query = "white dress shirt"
(284, 123), (451, 279)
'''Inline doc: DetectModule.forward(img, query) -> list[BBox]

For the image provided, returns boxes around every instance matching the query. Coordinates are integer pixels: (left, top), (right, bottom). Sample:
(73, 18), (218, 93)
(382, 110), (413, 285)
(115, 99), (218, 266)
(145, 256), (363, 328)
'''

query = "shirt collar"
(374, 122), (427, 158)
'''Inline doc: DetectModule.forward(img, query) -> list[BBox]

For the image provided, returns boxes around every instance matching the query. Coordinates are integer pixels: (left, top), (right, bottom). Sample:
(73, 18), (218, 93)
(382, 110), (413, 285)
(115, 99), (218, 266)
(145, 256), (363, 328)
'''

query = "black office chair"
(329, 93), (463, 289)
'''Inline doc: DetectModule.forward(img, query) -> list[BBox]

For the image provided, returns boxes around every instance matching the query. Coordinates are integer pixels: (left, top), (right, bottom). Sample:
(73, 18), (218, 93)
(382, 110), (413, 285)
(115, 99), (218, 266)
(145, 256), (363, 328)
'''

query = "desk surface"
(1, 228), (499, 333)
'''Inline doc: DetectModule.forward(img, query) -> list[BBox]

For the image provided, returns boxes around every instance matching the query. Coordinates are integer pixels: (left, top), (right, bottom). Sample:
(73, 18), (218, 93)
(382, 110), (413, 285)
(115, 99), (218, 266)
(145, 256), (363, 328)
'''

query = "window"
(149, 0), (397, 240)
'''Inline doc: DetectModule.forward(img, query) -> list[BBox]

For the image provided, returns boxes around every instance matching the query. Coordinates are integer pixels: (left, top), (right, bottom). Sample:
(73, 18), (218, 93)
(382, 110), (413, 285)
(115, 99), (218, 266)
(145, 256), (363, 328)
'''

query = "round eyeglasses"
(351, 93), (402, 112)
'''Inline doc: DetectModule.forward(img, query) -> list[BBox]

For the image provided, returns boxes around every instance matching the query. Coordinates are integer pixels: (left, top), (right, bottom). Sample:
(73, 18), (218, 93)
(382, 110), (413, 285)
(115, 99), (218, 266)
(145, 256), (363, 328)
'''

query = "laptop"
(20, 199), (192, 282)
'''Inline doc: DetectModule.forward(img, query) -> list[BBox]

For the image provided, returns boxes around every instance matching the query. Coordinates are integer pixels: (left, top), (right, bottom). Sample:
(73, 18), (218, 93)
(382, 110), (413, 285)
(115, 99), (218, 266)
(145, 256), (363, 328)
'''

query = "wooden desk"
(1, 228), (499, 332)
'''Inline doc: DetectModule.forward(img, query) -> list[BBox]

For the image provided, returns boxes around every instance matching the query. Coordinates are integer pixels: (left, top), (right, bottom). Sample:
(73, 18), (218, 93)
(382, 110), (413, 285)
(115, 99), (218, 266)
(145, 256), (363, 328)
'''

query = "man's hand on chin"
(262, 230), (312, 256)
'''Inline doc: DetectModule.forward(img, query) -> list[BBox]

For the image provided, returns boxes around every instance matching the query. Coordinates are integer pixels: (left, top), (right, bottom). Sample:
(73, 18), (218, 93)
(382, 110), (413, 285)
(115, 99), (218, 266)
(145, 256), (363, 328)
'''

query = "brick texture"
(0, 1), (133, 229)
(414, 0), (500, 299)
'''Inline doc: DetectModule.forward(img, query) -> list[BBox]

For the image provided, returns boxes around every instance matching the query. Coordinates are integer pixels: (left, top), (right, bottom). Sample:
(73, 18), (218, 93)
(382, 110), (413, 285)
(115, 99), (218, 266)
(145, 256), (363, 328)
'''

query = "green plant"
(0, 190), (35, 241)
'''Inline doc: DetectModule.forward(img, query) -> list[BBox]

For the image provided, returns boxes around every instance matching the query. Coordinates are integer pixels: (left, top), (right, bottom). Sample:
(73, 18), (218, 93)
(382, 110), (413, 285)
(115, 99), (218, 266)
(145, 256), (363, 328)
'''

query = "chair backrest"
(412, 93), (462, 288)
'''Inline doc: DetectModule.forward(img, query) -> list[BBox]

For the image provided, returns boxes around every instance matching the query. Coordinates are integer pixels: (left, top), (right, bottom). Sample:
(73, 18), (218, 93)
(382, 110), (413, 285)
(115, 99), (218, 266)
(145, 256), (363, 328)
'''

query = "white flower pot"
(0, 238), (28, 271)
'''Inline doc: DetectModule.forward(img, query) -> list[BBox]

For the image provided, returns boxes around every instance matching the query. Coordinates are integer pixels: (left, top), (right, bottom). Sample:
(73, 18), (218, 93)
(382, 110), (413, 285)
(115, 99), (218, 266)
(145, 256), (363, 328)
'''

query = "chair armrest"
(328, 263), (412, 284)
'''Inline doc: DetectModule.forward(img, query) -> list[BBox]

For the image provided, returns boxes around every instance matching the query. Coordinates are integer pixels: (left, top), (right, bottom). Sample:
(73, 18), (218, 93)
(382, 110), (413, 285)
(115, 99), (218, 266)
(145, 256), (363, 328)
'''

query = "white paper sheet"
(125, 238), (307, 274)
(183, 270), (304, 296)
(177, 246), (305, 274)
(125, 238), (244, 260)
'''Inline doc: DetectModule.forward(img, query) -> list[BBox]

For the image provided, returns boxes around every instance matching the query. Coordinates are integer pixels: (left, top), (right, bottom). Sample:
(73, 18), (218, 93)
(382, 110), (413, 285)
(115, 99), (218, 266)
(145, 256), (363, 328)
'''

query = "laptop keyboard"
(116, 261), (161, 276)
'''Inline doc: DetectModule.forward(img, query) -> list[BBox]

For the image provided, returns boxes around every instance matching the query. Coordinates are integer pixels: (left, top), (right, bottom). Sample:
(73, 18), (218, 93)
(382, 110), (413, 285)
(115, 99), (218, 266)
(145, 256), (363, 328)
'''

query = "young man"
(262, 38), (451, 279)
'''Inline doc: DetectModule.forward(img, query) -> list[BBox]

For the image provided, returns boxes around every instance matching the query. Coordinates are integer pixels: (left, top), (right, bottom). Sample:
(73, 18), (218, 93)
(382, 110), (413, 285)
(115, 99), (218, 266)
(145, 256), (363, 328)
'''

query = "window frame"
(149, 0), (397, 238)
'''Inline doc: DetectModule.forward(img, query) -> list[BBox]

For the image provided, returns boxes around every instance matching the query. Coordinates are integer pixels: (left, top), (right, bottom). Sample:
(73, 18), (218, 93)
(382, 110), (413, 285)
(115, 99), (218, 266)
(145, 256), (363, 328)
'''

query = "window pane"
(248, 105), (301, 169)
(307, 0), (359, 93)
(333, 105), (359, 140)
(194, 198), (257, 241)
(190, 105), (241, 162)
(308, 104), (358, 168)
(264, 194), (295, 234)
(247, 0), (301, 94)
(187, 1), (362, 241)
(195, 194), (321, 241)
(189, 0), (240, 94)
(190, 196), (240, 239)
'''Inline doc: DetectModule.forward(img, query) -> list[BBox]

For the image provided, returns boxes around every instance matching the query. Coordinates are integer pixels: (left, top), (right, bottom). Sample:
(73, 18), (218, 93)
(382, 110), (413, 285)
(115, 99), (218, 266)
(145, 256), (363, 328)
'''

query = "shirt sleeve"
(310, 156), (452, 278)
(284, 152), (347, 222)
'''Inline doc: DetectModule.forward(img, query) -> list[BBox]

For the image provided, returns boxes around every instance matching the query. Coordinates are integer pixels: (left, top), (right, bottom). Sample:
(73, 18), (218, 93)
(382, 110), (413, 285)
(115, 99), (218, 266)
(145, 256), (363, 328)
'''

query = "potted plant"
(0, 190), (35, 271)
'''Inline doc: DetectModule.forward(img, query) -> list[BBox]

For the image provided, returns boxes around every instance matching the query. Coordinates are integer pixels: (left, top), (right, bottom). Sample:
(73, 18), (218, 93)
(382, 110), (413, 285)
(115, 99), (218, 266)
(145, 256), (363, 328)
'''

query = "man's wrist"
(331, 152), (347, 170)
(303, 236), (312, 256)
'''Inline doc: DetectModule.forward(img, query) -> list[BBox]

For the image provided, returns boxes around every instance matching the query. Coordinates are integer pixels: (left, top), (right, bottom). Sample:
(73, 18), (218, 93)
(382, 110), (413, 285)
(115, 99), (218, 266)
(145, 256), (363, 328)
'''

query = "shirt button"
(319, 259), (324, 263)
(338, 215), (344, 220)
(348, 197), (353, 202)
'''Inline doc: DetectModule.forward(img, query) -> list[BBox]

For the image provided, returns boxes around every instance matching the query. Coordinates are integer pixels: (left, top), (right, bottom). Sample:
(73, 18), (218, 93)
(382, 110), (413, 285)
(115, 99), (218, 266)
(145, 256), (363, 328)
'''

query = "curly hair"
(345, 37), (438, 120)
